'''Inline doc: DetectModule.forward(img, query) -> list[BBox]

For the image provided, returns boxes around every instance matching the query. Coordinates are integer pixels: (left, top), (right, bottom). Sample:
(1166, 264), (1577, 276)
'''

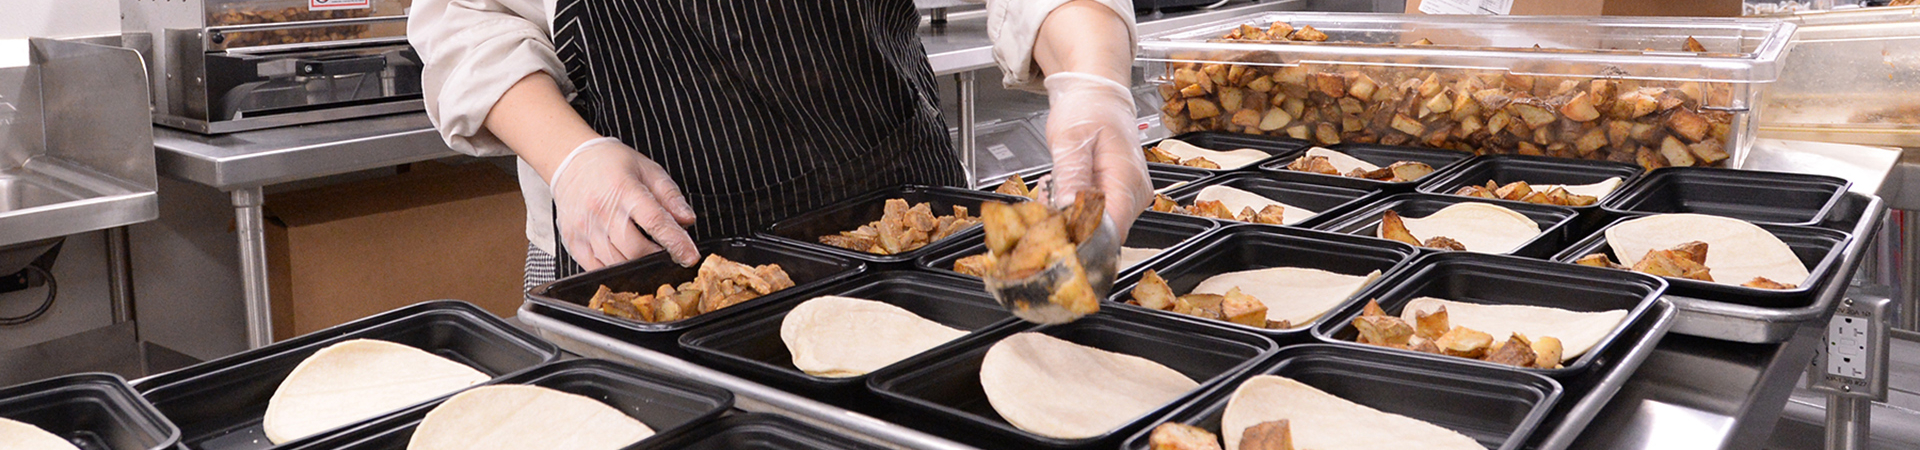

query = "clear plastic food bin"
(1759, 6), (1920, 147)
(1138, 12), (1797, 169)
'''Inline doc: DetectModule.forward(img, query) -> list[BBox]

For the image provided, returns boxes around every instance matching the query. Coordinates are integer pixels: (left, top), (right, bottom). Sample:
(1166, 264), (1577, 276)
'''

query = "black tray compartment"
(1257, 142), (1474, 191)
(1109, 225), (1417, 343)
(1313, 252), (1666, 379)
(628, 413), (891, 450)
(526, 237), (862, 354)
(918, 212), (1218, 279)
(865, 307), (1276, 449)
(987, 165), (1218, 193)
(1159, 171), (1383, 229)
(0, 373), (178, 450)
(761, 185), (1018, 265)
(1600, 167), (1850, 226)
(1144, 131), (1311, 172)
(1416, 154), (1643, 206)
(131, 301), (560, 450)
(1551, 215), (1852, 308)
(274, 359), (733, 450)
(1309, 193), (1581, 258)
(678, 271), (1017, 409)
(1120, 344), (1562, 450)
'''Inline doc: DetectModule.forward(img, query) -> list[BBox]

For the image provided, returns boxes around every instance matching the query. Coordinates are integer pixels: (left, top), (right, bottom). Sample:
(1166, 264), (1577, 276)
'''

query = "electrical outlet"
(1828, 315), (1870, 378)
(1808, 294), (1892, 401)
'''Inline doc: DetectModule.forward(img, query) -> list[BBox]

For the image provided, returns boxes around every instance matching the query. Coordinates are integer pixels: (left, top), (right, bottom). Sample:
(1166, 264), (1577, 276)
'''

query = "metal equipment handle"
(295, 54), (387, 77)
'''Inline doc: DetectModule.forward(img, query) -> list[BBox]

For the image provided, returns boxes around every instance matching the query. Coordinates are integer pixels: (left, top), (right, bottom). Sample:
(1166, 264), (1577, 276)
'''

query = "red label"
(310, 0), (371, 11)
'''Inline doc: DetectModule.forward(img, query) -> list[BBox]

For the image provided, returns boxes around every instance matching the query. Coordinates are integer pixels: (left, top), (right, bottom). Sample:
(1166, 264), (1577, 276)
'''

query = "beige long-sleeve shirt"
(408, 0), (1135, 254)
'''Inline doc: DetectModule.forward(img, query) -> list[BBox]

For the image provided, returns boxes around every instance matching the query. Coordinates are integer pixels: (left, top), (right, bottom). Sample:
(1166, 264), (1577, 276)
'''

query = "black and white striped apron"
(532, 0), (963, 282)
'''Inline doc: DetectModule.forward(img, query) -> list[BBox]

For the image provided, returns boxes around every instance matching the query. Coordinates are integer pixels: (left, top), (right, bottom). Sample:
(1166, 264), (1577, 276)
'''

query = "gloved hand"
(548, 137), (700, 270)
(1042, 72), (1152, 239)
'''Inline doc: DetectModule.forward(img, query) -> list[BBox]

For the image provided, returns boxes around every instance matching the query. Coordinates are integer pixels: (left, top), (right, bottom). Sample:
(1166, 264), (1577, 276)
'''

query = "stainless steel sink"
(0, 38), (158, 248)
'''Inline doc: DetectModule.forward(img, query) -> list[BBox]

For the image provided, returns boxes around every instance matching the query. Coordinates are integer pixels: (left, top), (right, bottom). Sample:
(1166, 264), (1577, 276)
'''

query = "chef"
(410, 0), (1149, 290)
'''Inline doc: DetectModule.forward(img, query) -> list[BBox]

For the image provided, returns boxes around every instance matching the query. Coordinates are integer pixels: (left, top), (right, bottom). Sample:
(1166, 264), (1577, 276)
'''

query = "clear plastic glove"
(1042, 72), (1152, 238)
(548, 137), (700, 270)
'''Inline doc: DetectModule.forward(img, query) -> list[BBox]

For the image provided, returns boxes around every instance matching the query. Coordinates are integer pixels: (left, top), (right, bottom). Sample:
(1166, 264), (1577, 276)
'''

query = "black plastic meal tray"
(1312, 252), (1667, 379)
(1551, 214), (1853, 308)
(1257, 142), (1474, 191)
(678, 271), (1018, 409)
(271, 359), (734, 450)
(1144, 131), (1311, 172)
(0, 373), (178, 450)
(760, 185), (1018, 265)
(864, 306), (1277, 450)
(130, 300), (560, 450)
(1600, 167), (1850, 226)
(1308, 193), (1582, 259)
(987, 165), (1217, 193)
(526, 237), (862, 355)
(1416, 154), (1644, 207)
(1159, 171), (1384, 228)
(918, 211), (1218, 279)
(1109, 224), (1418, 343)
(1120, 344), (1562, 450)
(627, 413), (891, 450)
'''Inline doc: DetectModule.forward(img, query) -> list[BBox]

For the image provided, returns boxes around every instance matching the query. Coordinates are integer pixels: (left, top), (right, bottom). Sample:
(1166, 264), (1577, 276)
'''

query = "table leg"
(957, 71), (978, 189)
(232, 187), (273, 348)
(104, 227), (136, 340)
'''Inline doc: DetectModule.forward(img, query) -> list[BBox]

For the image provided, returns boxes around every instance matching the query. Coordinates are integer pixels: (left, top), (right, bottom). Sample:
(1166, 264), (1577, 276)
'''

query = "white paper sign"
(310, 0), (371, 11)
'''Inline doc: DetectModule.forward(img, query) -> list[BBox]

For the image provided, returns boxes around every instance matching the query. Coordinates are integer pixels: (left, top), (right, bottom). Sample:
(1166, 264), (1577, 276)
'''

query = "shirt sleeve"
(409, 0), (567, 157)
(980, 0), (1137, 93)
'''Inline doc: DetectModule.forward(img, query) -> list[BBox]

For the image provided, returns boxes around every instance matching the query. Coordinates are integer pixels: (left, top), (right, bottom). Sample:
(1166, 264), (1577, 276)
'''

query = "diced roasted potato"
(1532, 336), (1564, 369)
(980, 202), (1024, 254)
(1240, 420), (1296, 450)
(1362, 299), (1388, 317)
(1379, 210), (1422, 246)
(1422, 236), (1467, 251)
(1485, 333), (1538, 368)
(1633, 248), (1714, 281)
(1145, 145), (1183, 164)
(1291, 25), (1328, 41)
(1387, 161), (1435, 182)
(1148, 423), (1223, 450)
(1436, 327), (1494, 359)
(994, 174), (1034, 199)
(1491, 181), (1530, 200)
(1223, 287), (1270, 328)
(1173, 294), (1227, 320)
(1354, 315), (1416, 347)
(1454, 185), (1499, 199)
(1666, 109), (1711, 142)
(1574, 253), (1626, 269)
(1683, 36), (1706, 52)
(1189, 98), (1222, 119)
(1183, 157), (1222, 170)
(953, 253), (993, 277)
(1259, 109), (1293, 131)
(1743, 277), (1797, 290)
(1561, 92), (1600, 122)
(1133, 270), (1178, 311)
(1414, 306), (1449, 341)
(1190, 200), (1235, 220)
(1670, 241), (1709, 264)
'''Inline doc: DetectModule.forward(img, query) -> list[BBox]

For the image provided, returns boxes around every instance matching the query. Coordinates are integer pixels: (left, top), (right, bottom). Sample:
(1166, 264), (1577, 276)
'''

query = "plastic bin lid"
(1139, 12), (1797, 84)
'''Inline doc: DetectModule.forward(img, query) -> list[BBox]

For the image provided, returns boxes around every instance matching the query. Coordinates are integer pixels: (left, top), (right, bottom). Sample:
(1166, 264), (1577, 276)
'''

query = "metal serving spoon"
(983, 216), (1118, 324)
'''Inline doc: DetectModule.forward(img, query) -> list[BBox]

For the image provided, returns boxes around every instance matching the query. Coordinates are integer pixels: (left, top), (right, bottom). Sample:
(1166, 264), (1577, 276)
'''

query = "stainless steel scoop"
(984, 217), (1118, 324)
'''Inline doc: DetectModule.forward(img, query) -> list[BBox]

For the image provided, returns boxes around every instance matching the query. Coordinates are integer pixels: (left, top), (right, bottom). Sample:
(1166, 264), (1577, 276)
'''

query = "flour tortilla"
(407, 385), (652, 450)
(981, 333), (1199, 439)
(1119, 247), (1165, 269)
(1384, 203), (1541, 254)
(1157, 139), (1271, 169)
(1401, 297), (1627, 362)
(1196, 185), (1316, 225)
(1221, 375), (1482, 450)
(1605, 213), (1810, 287)
(1537, 177), (1623, 198)
(1305, 147), (1380, 174)
(781, 296), (968, 378)
(1192, 267), (1381, 328)
(0, 417), (79, 450)
(1156, 181), (1190, 194)
(262, 339), (489, 444)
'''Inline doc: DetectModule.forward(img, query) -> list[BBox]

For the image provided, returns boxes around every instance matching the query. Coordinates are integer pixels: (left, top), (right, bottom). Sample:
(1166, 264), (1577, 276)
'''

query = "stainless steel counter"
(151, 113), (456, 191)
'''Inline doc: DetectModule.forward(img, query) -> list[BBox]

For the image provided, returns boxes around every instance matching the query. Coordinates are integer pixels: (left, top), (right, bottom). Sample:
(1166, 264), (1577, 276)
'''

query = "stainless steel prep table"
(152, 113), (461, 349)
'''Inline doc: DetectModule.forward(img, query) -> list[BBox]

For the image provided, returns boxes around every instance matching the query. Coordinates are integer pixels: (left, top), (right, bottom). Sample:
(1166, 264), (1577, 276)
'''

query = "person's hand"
(548, 137), (700, 270)
(1042, 72), (1152, 238)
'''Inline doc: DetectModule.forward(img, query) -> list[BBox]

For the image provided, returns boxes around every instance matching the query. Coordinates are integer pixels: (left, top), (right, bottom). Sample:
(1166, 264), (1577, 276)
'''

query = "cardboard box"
(266, 162), (527, 341)
(1406, 0), (1740, 17)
